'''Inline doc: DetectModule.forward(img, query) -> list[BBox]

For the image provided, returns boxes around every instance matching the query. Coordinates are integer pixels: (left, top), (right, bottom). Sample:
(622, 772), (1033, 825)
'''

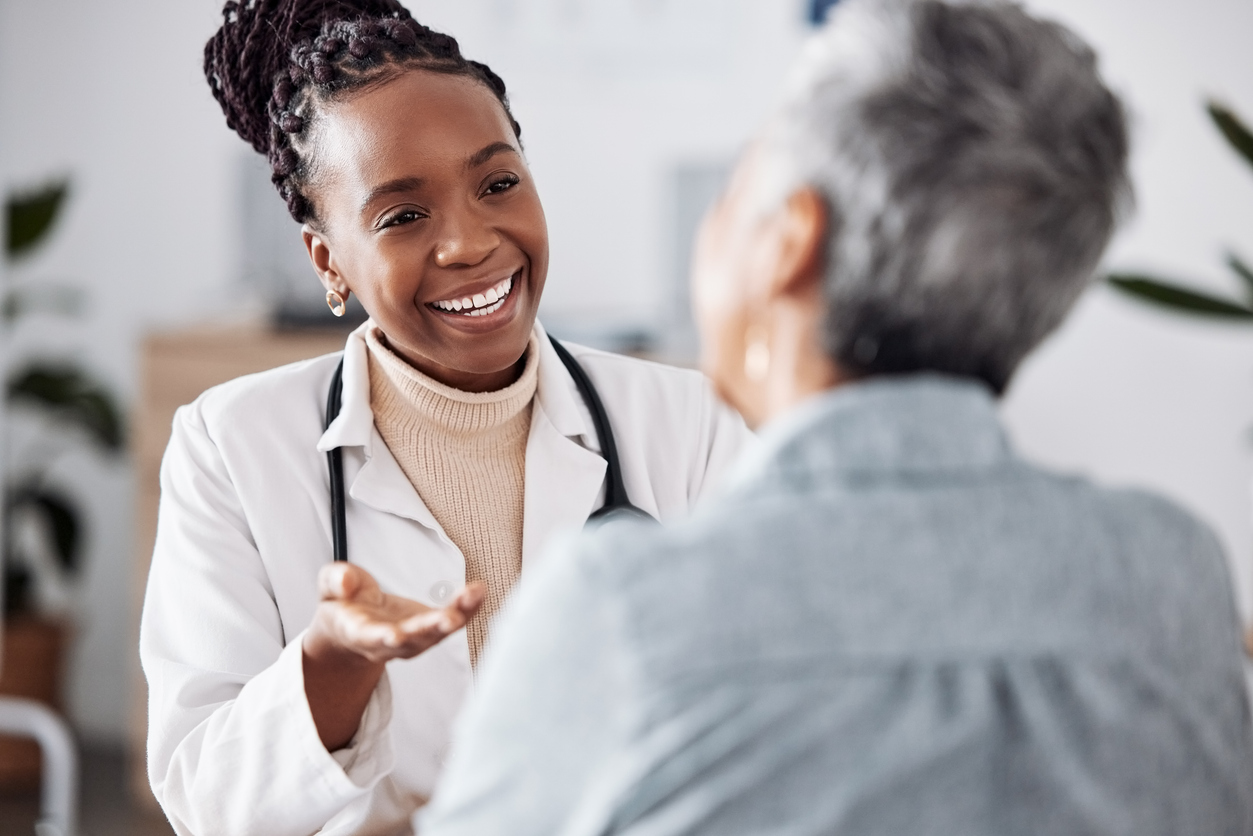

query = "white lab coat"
(140, 321), (752, 836)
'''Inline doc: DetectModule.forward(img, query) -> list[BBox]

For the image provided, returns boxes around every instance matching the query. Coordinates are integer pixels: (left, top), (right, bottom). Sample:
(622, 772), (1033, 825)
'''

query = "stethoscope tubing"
(322, 334), (653, 563)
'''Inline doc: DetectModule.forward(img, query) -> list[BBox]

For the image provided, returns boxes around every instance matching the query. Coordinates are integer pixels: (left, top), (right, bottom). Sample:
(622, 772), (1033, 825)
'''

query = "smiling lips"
(430, 275), (515, 317)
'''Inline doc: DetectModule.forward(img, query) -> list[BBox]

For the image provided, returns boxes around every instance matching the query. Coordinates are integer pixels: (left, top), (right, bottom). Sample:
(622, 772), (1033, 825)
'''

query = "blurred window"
(808, 0), (841, 26)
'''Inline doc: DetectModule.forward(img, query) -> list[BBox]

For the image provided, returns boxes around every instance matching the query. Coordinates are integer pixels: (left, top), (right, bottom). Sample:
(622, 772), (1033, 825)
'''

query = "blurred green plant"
(8, 365), (125, 452)
(4, 182), (84, 323)
(6, 182), (69, 261)
(4, 179), (124, 615)
(1108, 101), (1253, 318)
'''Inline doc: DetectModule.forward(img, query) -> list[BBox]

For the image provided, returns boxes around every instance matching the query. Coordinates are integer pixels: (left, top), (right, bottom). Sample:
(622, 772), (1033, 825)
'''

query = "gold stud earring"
(744, 324), (770, 383)
(326, 291), (346, 317)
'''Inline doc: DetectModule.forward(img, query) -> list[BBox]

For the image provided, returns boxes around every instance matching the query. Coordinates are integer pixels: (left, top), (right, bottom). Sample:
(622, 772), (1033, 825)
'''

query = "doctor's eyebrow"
(359, 144), (521, 212)
(465, 141), (519, 171)
(361, 176), (425, 212)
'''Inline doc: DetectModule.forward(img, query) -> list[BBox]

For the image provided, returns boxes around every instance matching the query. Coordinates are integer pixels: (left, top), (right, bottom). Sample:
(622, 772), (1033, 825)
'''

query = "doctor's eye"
(483, 174), (520, 197)
(383, 209), (426, 229)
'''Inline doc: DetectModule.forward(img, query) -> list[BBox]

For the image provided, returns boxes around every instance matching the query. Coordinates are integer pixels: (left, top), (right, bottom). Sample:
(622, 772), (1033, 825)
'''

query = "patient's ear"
(766, 187), (828, 302)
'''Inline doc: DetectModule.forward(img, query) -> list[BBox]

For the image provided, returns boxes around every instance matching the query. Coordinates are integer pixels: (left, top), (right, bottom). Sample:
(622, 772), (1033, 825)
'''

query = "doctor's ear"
(303, 225), (349, 301)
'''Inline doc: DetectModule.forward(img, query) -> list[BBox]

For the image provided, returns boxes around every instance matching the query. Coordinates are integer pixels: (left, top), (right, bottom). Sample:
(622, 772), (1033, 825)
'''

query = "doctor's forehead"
(312, 70), (522, 199)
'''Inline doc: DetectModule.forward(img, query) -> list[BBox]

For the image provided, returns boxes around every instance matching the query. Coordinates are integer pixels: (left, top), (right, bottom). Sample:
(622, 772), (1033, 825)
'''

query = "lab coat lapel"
(316, 322), (446, 535)
(522, 324), (607, 569)
(522, 404), (606, 569)
(319, 320), (608, 556)
(348, 431), (445, 533)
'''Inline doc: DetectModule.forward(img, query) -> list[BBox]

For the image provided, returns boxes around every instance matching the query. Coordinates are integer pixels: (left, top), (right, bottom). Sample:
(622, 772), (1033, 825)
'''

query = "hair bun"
(204, 0), (412, 155)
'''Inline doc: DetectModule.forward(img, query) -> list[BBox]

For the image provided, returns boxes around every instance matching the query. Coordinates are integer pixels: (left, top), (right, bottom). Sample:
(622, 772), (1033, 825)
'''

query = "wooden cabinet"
(128, 325), (347, 807)
(0, 617), (68, 792)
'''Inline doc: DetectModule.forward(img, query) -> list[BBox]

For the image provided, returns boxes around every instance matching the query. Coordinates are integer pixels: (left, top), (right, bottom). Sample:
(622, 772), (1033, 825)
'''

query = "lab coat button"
(429, 580), (454, 603)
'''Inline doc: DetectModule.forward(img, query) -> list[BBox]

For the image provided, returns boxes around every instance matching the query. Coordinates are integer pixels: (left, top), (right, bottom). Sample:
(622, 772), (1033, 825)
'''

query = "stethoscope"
(324, 335), (655, 563)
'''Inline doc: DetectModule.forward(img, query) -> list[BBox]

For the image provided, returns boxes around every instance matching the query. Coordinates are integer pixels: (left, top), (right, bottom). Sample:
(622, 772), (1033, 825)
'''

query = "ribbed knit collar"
(365, 326), (539, 437)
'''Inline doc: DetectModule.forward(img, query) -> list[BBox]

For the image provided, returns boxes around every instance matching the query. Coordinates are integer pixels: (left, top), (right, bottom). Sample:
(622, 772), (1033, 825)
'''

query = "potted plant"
(2, 179), (125, 791)
(1108, 101), (1253, 318)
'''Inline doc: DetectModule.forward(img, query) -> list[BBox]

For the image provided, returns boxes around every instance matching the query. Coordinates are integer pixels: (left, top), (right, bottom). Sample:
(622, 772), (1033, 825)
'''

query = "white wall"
(0, 0), (1249, 744)
(405, 0), (810, 337)
(1001, 0), (1253, 615)
(0, 0), (239, 742)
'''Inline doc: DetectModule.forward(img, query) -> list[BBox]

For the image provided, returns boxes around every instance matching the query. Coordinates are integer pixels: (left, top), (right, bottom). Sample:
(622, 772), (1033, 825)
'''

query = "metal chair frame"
(0, 694), (78, 836)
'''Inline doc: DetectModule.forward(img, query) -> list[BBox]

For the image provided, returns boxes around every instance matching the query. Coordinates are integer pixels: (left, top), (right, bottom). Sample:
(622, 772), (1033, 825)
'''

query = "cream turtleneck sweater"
(365, 327), (538, 666)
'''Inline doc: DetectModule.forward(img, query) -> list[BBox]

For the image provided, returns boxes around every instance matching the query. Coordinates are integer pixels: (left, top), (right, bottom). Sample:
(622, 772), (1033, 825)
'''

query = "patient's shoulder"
(1086, 480), (1230, 589)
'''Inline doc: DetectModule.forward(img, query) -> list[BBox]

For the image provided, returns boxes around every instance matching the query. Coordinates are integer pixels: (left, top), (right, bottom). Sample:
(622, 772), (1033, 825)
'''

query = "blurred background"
(0, 0), (1250, 831)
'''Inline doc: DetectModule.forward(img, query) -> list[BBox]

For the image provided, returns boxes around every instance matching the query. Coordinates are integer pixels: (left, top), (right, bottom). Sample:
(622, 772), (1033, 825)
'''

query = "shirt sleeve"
(418, 531), (634, 836)
(140, 401), (395, 836)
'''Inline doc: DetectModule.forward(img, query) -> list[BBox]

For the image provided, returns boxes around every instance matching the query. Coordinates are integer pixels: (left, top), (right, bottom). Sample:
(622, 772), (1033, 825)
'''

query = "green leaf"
(6, 363), (125, 451)
(1107, 274), (1253, 319)
(1228, 252), (1253, 301)
(6, 489), (81, 574)
(2, 285), (85, 321)
(1207, 101), (1253, 172)
(5, 181), (70, 261)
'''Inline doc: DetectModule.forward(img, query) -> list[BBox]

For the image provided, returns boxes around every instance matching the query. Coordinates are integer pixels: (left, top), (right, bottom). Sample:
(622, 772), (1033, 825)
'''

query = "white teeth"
(432, 274), (517, 315)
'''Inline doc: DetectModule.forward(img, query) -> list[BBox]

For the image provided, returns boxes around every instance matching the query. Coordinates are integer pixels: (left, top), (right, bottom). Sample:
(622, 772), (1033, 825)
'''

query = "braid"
(204, 0), (523, 223)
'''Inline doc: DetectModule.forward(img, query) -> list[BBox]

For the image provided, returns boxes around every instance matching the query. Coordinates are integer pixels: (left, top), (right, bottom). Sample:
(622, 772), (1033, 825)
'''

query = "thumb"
(317, 562), (378, 602)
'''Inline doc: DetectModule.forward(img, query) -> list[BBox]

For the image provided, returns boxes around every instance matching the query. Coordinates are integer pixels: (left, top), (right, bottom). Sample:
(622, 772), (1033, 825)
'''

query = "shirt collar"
(728, 373), (1012, 490)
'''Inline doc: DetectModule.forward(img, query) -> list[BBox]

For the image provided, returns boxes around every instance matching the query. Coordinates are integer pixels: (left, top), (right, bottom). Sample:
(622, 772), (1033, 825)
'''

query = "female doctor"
(138, 2), (751, 835)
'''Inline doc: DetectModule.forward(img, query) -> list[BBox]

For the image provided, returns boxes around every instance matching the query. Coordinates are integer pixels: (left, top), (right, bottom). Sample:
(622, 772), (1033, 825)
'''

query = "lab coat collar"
(315, 320), (597, 454)
(315, 322), (448, 537)
(531, 321), (599, 450)
(314, 320), (607, 562)
(316, 321), (377, 455)
(522, 322), (607, 566)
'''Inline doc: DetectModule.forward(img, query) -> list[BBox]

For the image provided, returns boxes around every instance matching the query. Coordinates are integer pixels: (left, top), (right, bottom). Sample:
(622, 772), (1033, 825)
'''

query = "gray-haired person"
(420, 1), (1253, 834)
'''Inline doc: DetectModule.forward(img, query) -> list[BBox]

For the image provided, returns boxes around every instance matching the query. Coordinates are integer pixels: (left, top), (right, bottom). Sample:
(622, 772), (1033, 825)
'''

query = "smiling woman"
(303, 70), (546, 391)
(138, 2), (753, 835)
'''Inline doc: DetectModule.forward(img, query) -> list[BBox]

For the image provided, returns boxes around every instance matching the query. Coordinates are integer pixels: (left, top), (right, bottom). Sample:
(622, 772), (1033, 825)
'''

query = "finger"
(357, 600), (479, 661)
(456, 582), (486, 617)
(443, 585), (486, 631)
(317, 563), (355, 601)
(337, 608), (408, 650)
(317, 562), (380, 603)
(397, 607), (458, 638)
(401, 584), (483, 636)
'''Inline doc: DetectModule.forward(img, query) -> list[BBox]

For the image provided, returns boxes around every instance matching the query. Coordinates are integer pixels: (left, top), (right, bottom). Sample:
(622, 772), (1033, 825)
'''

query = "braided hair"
(205, 0), (522, 224)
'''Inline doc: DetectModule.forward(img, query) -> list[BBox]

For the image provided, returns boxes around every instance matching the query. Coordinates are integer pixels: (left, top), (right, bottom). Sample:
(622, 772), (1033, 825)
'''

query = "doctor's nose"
(433, 209), (500, 269)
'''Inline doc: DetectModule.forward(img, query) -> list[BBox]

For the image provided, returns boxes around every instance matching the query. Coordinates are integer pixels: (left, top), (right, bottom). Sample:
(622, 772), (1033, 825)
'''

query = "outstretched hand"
(306, 562), (485, 664)
(302, 563), (484, 751)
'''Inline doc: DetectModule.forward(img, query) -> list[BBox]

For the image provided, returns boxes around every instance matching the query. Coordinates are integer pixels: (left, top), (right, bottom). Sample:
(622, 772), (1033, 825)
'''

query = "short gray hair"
(760, 0), (1129, 393)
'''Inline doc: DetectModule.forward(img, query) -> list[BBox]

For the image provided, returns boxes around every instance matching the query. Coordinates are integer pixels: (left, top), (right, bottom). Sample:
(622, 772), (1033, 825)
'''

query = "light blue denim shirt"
(421, 375), (1253, 836)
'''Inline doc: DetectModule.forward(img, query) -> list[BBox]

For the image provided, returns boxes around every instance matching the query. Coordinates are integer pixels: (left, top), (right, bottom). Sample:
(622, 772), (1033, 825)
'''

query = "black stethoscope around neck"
(324, 334), (655, 563)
